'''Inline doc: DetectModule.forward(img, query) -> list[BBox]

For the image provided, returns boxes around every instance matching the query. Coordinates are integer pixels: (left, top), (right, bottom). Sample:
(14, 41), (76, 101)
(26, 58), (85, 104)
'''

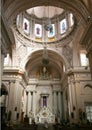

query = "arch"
(20, 48), (70, 72)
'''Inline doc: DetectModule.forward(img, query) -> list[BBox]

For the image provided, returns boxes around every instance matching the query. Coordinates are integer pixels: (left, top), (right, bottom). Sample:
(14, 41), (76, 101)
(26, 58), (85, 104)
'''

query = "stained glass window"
(48, 24), (55, 38)
(60, 19), (67, 34)
(35, 24), (42, 38)
(23, 18), (30, 34)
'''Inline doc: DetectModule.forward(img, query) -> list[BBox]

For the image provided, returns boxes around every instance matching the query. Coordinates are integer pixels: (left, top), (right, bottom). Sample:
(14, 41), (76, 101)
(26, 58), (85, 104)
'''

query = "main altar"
(35, 107), (55, 124)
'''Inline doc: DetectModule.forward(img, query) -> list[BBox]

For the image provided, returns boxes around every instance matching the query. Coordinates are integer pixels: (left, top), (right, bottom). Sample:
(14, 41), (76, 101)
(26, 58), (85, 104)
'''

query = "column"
(29, 92), (33, 124)
(56, 91), (58, 115)
(61, 93), (63, 119)
(7, 81), (11, 112)
(58, 91), (62, 119)
(68, 75), (78, 123)
(30, 92), (33, 111)
(32, 91), (36, 116)
(71, 75), (78, 122)
(26, 91), (28, 116)
(53, 91), (57, 115)
(40, 96), (43, 108)
(28, 91), (31, 116)
(13, 81), (18, 121)
(68, 77), (73, 118)
(31, 92), (33, 111)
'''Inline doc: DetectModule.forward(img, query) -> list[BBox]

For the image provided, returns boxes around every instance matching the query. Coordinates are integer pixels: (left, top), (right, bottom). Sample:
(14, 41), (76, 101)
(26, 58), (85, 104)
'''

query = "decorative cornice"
(3, 68), (28, 84)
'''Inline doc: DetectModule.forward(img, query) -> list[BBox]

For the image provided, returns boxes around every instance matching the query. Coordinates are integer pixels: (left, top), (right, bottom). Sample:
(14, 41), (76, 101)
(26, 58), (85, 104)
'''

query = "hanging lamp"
(44, 5), (52, 31)
(42, 46), (49, 65)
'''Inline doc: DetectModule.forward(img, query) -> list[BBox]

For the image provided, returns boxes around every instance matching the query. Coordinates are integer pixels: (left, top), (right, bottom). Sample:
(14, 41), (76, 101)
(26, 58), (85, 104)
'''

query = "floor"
(37, 124), (54, 130)
(2, 123), (92, 130)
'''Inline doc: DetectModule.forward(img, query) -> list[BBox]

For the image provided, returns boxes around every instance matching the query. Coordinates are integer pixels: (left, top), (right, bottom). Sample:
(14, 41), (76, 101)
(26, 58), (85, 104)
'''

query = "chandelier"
(44, 5), (52, 31)
(44, 18), (52, 31)
(42, 46), (49, 65)
(42, 5), (51, 65)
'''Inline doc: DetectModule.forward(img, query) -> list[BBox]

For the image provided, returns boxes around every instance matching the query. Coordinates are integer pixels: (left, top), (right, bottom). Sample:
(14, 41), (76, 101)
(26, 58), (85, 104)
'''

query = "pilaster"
(68, 74), (78, 123)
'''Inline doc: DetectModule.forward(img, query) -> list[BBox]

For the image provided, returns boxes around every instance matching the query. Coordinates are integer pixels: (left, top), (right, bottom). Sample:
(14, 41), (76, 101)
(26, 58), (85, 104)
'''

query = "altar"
(35, 107), (55, 124)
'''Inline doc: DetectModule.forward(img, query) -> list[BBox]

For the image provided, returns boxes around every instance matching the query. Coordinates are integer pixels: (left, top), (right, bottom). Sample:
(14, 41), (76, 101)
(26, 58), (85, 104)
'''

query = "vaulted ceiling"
(25, 50), (64, 79)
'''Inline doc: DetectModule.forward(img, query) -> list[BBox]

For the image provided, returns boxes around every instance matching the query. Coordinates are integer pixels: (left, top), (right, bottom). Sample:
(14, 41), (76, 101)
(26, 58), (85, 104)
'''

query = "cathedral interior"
(1, 0), (92, 130)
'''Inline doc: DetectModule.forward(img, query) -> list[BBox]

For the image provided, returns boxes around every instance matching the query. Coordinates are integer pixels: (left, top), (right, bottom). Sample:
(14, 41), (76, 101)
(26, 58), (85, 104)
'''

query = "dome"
(26, 6), (64, 19)
(16, 6), (74, 44)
